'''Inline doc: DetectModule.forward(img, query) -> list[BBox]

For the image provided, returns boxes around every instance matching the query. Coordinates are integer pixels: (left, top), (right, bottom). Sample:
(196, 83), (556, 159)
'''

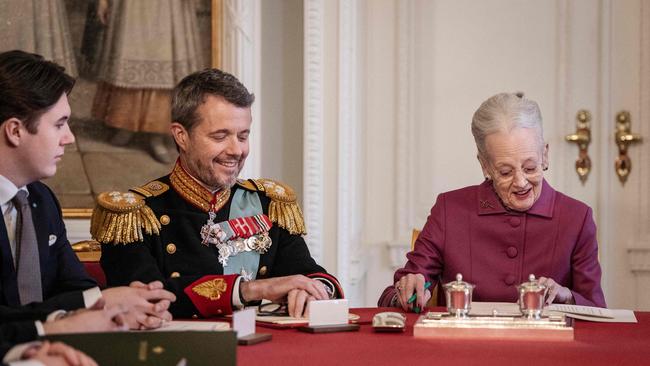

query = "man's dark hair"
(172, 68), (255, 131)
(0, 50), (75, 134)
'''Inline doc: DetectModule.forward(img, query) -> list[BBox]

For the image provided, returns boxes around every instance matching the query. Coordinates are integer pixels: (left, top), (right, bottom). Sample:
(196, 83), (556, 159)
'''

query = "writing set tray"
(413, 312), (574, 341)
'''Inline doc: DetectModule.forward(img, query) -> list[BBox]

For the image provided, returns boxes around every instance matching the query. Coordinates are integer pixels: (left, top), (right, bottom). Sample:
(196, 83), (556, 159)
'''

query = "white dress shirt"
(0, 174), (28, 266)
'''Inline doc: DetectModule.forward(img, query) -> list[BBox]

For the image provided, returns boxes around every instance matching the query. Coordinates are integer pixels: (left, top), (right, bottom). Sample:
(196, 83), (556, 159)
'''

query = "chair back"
(72, 240), (106, 288)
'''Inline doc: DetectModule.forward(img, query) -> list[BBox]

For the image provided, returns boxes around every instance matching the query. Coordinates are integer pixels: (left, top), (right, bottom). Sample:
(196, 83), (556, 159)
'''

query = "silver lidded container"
(443, 273), (475, 317)
(518, 274), (548, 319)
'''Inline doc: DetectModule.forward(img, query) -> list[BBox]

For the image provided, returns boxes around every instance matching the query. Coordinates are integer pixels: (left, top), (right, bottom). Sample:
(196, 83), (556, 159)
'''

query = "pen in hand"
(407, 281), (432, 314)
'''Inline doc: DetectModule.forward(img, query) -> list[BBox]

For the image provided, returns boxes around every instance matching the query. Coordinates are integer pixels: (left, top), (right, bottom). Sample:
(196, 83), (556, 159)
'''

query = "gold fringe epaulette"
(238, 179), (307, 236)
(90, 191), (161, 245)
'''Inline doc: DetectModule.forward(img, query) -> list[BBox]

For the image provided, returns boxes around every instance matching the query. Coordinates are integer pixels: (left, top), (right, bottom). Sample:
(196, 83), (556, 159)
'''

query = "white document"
(468, 302), (637, 323)
(233, 308), (256, 338)
(308, 299), (349, 326)
(149, 321), (230, 332)
(546, 304), (614, 318)
(547, 304), (637, 323)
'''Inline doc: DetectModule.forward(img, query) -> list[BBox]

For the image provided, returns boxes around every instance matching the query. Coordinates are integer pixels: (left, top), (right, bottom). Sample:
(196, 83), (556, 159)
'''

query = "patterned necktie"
(12, 190), (43, 304)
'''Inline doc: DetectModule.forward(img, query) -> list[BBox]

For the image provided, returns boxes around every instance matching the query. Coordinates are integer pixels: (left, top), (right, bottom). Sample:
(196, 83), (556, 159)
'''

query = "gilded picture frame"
(28, 0), (223, 218)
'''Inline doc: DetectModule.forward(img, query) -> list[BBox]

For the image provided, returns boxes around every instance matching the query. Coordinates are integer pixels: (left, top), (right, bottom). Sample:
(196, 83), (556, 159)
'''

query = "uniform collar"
(477, 179), (555, 218)
(169, 160), (231, 212)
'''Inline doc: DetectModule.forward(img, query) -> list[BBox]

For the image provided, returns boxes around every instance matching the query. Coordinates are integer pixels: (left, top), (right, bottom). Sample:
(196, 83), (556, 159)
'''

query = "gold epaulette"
(90, 191), (161, 245)
(237, 179), (307, 235)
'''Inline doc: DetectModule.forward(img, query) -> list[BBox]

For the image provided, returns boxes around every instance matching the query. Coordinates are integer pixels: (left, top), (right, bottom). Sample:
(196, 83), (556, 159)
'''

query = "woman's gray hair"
(471, 92), (544, 160)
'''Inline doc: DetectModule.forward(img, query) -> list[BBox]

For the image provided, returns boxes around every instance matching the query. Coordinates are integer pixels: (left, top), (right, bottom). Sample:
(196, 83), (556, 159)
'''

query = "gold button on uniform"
(160, 215), (171, 225)
(166, 243), (177, 254)
(170, 272), (180, 278)
(192, 314), (198, 319)
(258, 266), (268, 276)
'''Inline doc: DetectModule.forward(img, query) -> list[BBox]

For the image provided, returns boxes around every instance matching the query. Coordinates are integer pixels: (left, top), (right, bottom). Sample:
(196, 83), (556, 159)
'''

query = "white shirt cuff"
(3, 341), (41, 364)
(8, 361), (44, 366)
(232, 276), (244, 308)
(316, 278), (336, 299)
(82, 287), (102, 308)
(34, 321), (45, 337)
(45, 310), (66, 323)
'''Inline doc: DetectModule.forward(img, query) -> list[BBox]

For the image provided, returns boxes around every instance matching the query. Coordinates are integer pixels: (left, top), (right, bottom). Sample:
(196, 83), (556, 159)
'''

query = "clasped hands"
(394, 273), (574, 312)
(240, 275), (329, 318)
(43, 280), (176, 335)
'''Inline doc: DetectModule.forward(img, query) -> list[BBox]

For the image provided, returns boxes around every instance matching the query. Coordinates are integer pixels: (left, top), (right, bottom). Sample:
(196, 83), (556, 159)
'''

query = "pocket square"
(48, 234), (57, 245)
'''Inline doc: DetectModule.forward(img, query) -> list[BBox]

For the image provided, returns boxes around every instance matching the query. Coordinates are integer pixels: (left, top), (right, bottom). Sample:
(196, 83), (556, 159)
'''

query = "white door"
(386, 0), (649, 309)
(557, 0), (650, 309)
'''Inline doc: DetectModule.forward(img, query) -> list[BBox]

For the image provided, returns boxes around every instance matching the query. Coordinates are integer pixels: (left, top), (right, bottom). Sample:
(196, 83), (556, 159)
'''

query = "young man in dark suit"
(0, 50), (177, 334)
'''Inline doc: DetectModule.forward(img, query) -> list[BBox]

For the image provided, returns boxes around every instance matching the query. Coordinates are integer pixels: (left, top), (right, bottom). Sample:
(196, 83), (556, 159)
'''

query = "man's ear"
(170, 122), (188, 152)
(542, 142), (549, 170)
(2, 118), (24, 147)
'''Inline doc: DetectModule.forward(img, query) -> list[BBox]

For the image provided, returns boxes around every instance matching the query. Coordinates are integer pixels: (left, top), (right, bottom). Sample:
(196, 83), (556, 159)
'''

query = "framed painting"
(0, 0), (222, 218)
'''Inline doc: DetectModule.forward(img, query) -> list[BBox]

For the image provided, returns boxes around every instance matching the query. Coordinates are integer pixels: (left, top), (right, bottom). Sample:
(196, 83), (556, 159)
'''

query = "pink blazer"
(378, 179), (607, 308)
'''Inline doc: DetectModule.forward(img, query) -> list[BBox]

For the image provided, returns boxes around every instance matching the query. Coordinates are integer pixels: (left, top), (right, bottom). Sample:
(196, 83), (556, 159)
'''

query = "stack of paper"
(467, 302), (637, 323)
(546, 304), (637, 323)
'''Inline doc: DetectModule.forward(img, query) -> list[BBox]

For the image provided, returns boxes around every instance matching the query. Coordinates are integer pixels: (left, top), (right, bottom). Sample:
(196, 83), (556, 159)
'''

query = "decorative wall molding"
(639, 0), (650, 240)
(394, 1), (416, 241)
(387, 241), (410, 271)
(303, 0), (325, 263)
(221, 0), (261, 179)
(554, 0), (569, 192)
(628, 244), (650, 272)
(337, 0), (365, 300)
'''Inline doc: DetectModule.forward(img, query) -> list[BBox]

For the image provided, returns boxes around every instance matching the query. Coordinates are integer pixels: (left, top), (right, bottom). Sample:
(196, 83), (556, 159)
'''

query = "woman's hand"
(394, 273), (431, 312)
(538, 276), (574, 305)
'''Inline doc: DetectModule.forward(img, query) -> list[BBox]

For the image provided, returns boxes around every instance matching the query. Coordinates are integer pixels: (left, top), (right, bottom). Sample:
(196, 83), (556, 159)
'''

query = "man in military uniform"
(94, 68), (342, 318)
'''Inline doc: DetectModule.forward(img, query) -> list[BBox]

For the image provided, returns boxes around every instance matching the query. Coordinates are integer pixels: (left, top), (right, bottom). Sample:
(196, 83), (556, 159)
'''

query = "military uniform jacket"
(96, 163), (342, 318)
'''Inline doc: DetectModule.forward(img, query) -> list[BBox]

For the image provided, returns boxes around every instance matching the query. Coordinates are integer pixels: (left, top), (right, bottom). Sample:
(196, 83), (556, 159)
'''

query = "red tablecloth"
(238, 307), (650, 366)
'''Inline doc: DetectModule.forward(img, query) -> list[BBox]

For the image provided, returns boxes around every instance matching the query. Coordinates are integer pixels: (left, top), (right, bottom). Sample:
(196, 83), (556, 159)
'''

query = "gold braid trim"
(170, 161), (230, 212)
(251, 179), (307, 236)
(90, 191), (161, 245)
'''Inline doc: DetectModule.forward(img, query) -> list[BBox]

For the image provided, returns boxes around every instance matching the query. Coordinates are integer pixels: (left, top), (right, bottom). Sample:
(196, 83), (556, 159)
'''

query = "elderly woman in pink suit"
(379, 92), (607, 311)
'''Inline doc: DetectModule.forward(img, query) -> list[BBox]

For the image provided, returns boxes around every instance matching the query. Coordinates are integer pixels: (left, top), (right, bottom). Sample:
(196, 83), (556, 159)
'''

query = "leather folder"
(42, 331), (237, 366)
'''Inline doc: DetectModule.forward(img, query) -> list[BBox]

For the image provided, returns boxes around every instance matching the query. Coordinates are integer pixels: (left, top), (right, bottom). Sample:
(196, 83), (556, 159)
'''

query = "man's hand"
(101, 282), (175, 330)
(240, 275), (328, 304)
(23, 341), (98, 366)
(42, 301), (127, 335)
(287, 289), (317, 318)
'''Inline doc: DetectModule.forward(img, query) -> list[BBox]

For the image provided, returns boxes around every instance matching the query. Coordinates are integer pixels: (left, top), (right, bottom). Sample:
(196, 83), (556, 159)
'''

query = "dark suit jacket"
(0, 304), (51, 361)
(0, 321), (38, 361)
(0, 182), (97, 311)
(379, 179), (606, 308)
